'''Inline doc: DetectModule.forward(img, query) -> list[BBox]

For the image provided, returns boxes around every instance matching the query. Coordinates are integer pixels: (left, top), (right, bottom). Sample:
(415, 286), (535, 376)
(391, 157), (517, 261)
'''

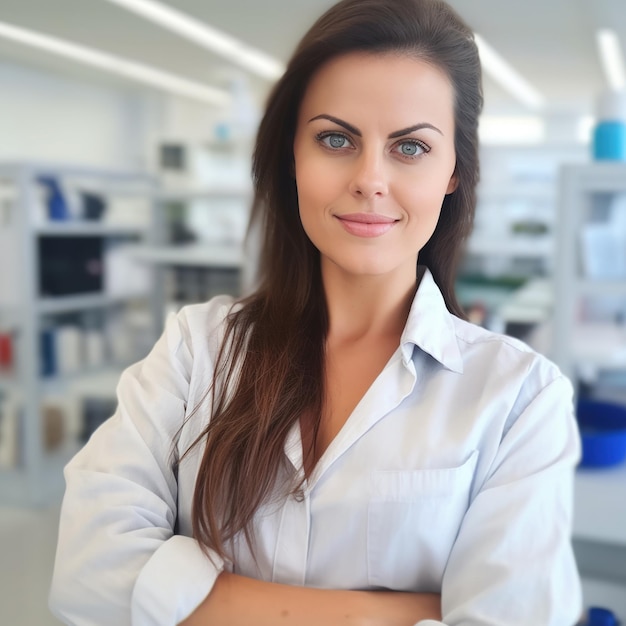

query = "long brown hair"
(188, 0), (483, 560)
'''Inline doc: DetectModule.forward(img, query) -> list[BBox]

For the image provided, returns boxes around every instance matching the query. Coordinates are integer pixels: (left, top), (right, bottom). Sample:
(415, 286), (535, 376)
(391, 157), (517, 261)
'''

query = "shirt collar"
(400, 268), (464, 374)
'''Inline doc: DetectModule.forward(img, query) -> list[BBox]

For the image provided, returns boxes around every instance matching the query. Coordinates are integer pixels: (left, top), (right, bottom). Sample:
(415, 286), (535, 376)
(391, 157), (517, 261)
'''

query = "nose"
(348, 150), (389, 199)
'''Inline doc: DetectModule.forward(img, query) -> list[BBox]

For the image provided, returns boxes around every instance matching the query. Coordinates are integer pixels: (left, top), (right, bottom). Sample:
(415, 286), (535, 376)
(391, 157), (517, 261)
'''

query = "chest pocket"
(367, 450), (478, 591)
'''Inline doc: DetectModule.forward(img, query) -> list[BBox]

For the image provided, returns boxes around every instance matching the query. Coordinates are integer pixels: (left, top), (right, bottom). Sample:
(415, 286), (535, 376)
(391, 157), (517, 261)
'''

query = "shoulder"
(445, 318), (577, 455)
(175, 294), (239, 350)
(140, 294), (240, 389)
(450, 315), (568, 397)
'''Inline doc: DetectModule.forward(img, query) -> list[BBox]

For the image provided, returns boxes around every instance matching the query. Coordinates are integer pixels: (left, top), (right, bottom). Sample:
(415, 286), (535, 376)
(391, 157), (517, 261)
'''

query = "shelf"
(2, 364), (130, 399)
(0, 161), (156, 184)
(0, 441), (82, 506)
(0, 161), (159, 508)
(41, 364), (129, 397)
(46, 440), (84, 467)
(466, 234), (553, 258)
(34, 221), (147, 237)
(0, 443), (82, 505)
(576, 280), (626, 298)
(156, 187), (252, 201)
(477, 183), (556, 201)
(37, 292), (149, 315)
(573, 462), (626, 547)
(571, 323), (626, 372)
(0, 308), (20, 331)
(128, 243), (243, 268)
(562, 162), (626, 194)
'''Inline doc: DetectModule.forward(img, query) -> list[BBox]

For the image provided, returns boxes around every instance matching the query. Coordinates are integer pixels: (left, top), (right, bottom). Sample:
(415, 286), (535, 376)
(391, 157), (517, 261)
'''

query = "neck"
(322, 262), (420, 342)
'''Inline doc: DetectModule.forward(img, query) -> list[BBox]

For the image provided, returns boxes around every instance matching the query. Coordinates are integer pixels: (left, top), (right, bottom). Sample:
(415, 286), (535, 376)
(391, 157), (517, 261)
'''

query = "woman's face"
(293, 52), (458, 285)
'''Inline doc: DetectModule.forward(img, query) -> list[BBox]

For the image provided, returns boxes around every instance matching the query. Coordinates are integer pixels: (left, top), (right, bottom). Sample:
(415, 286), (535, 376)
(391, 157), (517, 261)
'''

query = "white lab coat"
(49, 270), (582, 625)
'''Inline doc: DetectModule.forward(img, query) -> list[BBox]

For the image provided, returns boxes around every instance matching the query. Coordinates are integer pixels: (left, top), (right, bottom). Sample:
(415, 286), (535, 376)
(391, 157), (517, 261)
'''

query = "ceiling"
(0, 0), (624, 118)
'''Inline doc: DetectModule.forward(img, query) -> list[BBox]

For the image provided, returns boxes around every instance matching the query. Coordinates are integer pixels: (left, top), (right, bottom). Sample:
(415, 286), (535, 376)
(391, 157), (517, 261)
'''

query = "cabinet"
(457, 144), (588, 332)
(464, 144), (587, 278)
(553, 163), (626, 615)
(0, 162), (161, 506)
(553, 162), (626, 383)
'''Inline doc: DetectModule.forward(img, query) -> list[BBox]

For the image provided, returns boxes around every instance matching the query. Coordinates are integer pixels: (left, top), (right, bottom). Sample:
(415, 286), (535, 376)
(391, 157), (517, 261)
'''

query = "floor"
(0, 503), (63, 626)
(0, 502), (624, 626)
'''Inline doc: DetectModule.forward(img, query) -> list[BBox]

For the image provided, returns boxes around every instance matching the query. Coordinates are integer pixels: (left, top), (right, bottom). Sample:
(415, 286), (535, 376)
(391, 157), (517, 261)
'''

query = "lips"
(335, 212), (398, 237)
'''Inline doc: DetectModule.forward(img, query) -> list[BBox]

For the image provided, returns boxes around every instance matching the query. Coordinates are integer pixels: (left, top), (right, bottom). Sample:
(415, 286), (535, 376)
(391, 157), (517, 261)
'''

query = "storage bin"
(577, 399), (626, 468)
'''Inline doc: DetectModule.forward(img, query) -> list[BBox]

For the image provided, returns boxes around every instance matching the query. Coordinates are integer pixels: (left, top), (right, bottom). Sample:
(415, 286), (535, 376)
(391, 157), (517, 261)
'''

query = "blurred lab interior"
(0, 1), (626, 625)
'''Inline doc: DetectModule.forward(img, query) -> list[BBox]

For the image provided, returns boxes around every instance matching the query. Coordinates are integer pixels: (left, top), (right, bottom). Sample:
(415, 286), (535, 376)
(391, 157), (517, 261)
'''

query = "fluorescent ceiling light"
(475, 34), (545, 110)
(596, 29), (626, 90)
(0, 21), (230, 106)
(101, 0), (285, 81)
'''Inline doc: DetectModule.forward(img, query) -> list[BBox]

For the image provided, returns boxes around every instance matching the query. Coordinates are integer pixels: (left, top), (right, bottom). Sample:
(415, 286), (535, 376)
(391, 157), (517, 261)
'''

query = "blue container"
(577, 399), (626, 468)
(586, 606), (620, 626)
(40, 327), (57, 377)
(593, 121), (626, 161)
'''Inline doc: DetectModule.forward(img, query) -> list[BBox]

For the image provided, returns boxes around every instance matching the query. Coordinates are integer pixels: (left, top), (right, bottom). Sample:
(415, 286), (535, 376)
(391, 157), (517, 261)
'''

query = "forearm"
(179, 572), (441, 626)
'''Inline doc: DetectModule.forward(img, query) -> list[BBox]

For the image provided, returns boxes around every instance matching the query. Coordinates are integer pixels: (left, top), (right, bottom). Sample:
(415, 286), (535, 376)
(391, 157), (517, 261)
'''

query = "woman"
(49, 0), (582, 624)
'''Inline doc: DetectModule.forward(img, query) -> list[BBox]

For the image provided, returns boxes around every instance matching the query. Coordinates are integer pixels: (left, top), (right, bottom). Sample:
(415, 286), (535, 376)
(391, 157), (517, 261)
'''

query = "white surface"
(581, 222), (626, 280)
(572, 323), (626, 372)
(578, 280), (626, 297)
(34, 221), (147, 236)
(496, 277), (553, 324)
(104, 243), (153, 297)
(0, 505), (63, 626)
(129, 242), (243, 268)
(157, 187), (252, 201)
(466, 234), (553, 258)
(0, 62), (154, 170)
(574, 463), (626, 547)
(37, 292), (148, 315)
(64, 367), (125, 398)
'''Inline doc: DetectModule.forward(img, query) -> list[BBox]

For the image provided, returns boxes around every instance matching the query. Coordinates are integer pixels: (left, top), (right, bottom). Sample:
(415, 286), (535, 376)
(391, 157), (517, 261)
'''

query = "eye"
(393, 140), (429, 159)
(316, 132), (354, 150)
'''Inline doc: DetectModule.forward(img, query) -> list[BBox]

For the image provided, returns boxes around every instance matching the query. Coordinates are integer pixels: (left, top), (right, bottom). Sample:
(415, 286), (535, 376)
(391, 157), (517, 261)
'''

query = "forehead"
(298, 52), (455, 130)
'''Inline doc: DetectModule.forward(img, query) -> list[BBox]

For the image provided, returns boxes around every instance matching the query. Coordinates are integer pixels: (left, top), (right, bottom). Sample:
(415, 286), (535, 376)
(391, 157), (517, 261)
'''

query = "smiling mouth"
(335, 213), (399, 237)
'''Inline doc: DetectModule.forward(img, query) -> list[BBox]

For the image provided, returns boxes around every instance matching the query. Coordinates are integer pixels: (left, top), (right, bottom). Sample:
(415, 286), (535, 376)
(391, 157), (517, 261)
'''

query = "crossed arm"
(179, 572), (441, 626)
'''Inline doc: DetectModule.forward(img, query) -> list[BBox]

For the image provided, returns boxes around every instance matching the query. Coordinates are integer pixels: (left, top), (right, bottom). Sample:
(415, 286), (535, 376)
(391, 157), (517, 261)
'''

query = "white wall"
(0, 61), (162, 170)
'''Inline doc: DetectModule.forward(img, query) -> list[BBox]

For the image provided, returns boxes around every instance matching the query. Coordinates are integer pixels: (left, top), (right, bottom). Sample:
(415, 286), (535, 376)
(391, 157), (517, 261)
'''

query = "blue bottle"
(593, 90), (626, 161)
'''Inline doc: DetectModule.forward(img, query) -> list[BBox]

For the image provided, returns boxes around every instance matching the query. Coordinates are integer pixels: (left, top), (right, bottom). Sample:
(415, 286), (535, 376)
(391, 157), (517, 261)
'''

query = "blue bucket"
(576, 399), (626, 468)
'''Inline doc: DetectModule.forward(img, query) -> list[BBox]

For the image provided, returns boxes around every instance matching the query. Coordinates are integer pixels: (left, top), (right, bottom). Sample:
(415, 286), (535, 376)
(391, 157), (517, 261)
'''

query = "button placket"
(272, 484), (311, 585)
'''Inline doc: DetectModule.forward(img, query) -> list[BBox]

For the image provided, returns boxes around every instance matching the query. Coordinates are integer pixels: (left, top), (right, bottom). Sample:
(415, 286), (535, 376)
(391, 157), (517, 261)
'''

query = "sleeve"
(414, 374), (583, 626)
(49, 309), (225, 626)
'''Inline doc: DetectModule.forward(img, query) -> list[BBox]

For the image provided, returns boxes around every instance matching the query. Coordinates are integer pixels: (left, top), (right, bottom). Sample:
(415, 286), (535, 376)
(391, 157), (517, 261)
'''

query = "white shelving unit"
(0, 162), (161, 506)
(553, 162), (626, 382)
(553, 163), (626, 608)
(464, 144), (586, 275)
(128, 185), (252, 321)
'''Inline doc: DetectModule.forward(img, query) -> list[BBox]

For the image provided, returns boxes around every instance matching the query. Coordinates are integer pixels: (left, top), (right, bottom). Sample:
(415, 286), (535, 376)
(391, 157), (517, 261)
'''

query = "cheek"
(396, 177), (449, 218)
(295, 154), (342, 211)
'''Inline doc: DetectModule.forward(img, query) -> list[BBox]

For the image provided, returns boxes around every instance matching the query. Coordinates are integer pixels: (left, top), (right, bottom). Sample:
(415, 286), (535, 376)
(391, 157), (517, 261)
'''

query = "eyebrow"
(307, 114), (444, 137)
